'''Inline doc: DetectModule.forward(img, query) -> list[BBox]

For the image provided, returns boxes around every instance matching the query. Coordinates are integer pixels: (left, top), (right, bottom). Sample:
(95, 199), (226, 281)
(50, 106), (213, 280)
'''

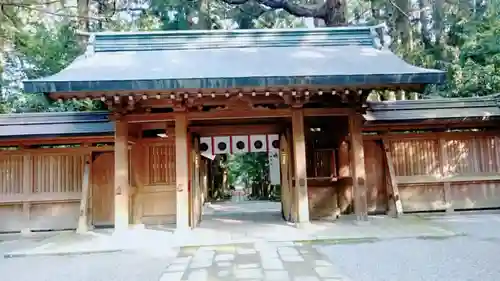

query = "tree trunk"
(394, 0), (412, 51)
(418, 0), (432, 49)
(77, 0), (89, 47)
(432, 0), (445, 60)
(313, 0), (325, 27)
(370, 0), (383, 24)
(196, 0), (212, 29)
(221, 0), (347, 27)
(77, 0), (90, 31)
(324, 0), (347, 26)
(458, 0), (473, 18)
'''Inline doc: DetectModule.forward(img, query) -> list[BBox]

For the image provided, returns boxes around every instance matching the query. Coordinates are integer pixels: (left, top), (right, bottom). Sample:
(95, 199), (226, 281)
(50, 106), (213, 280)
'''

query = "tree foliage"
(226, 152), (279, 200)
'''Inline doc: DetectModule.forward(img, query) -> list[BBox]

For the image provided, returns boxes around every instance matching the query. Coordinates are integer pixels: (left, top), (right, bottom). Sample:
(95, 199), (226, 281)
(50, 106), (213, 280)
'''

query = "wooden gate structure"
(1, 26), (499, 233)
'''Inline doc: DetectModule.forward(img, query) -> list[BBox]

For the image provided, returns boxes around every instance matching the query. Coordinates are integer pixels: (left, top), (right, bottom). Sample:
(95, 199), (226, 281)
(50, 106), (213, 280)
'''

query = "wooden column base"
(114, 193), (130, 231)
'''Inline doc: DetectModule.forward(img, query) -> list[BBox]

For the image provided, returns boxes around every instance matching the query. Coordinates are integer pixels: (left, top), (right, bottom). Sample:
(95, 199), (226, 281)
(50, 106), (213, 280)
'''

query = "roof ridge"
(92, 25), (378, 36)
(92, 26), (381, 53)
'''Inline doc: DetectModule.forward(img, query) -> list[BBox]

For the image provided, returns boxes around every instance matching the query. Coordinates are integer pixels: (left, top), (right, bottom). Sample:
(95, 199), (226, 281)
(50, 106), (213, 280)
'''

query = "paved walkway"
(1, 201), (458, 258)
(1, 211), (499, 281)
(160, 242), (350, 281)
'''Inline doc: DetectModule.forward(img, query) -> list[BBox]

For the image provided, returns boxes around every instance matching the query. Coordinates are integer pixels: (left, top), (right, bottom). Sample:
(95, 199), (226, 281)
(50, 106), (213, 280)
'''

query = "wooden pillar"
(193, 137), (202, 226)
(348, 112), (368, 221)
(21, 154), (32, 235)
(291, 109), (309, 225)
(280, 133), (292, 221)
(77, 155), (91, 233)
(337, 141), (353, 215)
(175, 113), (190, 231)
(114, 120), (130, 230)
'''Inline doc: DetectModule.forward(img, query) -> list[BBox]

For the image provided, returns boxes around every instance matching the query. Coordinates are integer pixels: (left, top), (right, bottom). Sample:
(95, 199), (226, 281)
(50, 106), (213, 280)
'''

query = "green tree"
(227, 152), (275, 200)
(1, 22), (104, 113)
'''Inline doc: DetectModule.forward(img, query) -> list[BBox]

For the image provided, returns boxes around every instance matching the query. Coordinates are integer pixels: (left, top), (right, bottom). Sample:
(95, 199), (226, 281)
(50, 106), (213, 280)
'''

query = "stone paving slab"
(3, 229), (179, 259)
(1, 200), (459, 259)
(159, 242), (352, 281)
(3, 214), (458, 258)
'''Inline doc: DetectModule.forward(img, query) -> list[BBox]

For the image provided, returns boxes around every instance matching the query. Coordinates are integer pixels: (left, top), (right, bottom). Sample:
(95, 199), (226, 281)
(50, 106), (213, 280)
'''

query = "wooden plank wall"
(383, 133), (500, 212)
(2, 130), (499, 232)
(0, 149), (86, 232)
(363, 140), (388, 214)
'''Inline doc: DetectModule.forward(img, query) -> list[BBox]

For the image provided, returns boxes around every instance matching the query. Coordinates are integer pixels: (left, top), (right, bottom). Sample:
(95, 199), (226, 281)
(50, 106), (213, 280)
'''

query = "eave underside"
(1, 94), (498, 141)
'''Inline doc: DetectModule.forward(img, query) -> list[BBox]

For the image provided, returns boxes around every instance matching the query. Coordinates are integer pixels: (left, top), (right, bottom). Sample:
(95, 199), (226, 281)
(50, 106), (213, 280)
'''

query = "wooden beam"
(175, 113), (190, 232)
(382, 139), (403, 217)
(395, 174), (500, 184)
(125, 109), (292, 123)
(303, 108), (351, 117)
(0, 136), (113, 147)
(291, 108), (310, 225)
(77, 155), (91, 233)
(363, 120), (500, 132)
(363, 130), (500, 141)
(348, 112), (368, 221)
(124, 112), (176, 123)
(114, 120), (130, 231)
(140, 95), (285, 108)
(0, 192), (82, 205)
(0, 146), (114, 156)
(188, 108), (292, 120)
(50, 84), (424, 102)
(189, 124), (282, 136)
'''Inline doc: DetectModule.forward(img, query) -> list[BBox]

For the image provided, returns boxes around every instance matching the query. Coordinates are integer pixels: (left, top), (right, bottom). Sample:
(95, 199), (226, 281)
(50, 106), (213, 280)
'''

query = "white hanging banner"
(213, 136), (230, 154)
(268, 151), (281, 185)
(267, 134), (280, 153)
(199, 137), (214, 159)
(199, 134), (281, 155)
(250, 135), (267, 153)
(231, 135), (249, 154)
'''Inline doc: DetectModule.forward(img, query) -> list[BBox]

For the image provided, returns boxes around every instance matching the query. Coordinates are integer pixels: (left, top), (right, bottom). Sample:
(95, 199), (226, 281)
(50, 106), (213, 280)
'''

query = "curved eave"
(24, 72), (445, 94)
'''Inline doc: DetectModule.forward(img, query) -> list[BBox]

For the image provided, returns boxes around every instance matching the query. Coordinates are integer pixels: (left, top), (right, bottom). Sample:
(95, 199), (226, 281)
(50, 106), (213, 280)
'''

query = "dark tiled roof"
(0, 111), (114, 138)
(23, 26), (445, 93)
(365, 94), (500, 122)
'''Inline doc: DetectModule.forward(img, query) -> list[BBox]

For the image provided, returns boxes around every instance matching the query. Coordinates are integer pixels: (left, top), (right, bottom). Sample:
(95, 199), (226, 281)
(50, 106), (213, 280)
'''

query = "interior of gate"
(190, 115), (367, 225)
(191, 118), (285, 225)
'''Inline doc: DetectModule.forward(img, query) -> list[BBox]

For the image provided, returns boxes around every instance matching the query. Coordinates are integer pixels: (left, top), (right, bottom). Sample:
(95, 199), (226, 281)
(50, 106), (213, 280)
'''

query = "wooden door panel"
(91, 152), (114, 226)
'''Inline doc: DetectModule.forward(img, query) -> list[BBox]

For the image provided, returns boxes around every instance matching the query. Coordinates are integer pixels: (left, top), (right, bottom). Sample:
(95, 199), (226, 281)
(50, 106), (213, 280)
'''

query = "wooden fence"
(0, 149), (88, 232)
(2, 130), (500, 232)
(372, 132), (500, 212)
